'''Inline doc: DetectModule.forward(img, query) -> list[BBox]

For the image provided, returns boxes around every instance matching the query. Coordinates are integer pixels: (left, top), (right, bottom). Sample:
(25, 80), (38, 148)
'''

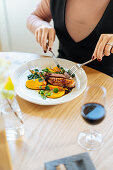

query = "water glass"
(1, 97), (24, 140)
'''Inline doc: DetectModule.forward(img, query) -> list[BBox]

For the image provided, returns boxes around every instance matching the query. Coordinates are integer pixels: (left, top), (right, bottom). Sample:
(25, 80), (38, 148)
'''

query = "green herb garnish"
(45, 93), (49, 97)
(34, 69), (39, 72)
(41, 72), (44, 76)
(67, 70), (75, 77)
(45, 85), (50, 90)
(53, 88), (59, 93)
(42, 95), (46, 100)
(39, 86), (42, 89)
(45, 91), (52, 97)
(39, 90), (45, 95)
(28, 74), (34, 80)
(67, 70), (71, 74)
(55, 65), (65, 74)
(72, 73), (75, 78)
(42, 68), (49, 73)
(27, 69), (41, 80)
(47, 92), (51, 96)
(38, 78), (43, 82)
(60, 67), (65, 74)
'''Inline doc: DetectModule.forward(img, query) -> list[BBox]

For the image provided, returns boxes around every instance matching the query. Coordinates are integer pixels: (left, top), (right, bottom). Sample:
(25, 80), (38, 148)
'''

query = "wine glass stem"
(85, 128), (94, 144)
(90, 128), (93, 143)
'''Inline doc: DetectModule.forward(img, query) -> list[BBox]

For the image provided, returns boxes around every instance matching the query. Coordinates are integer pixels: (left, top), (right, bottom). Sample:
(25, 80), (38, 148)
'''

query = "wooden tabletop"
(0, 52), (113, 170)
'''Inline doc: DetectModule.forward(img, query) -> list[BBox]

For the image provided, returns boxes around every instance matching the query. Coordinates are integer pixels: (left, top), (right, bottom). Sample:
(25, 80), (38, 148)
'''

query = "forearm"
(26, 14), (52, 34)
(26, 0), (55, 52)
(26, 0), (52, 34)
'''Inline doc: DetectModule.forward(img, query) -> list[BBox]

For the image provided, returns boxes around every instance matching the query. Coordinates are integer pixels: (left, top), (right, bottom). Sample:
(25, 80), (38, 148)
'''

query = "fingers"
(104, 37), (113, 56)
(38, 29), (42, 46)
(35, 26), (55, 53)
(35, 28), (42, 46)
(111, 47), (113, 54)
(48, 28), (55, 51)
(92, 34), (113, 61)
(41, 28), (48, 52)
(96, 36), (110, 61)
(92, 35), (103, 60)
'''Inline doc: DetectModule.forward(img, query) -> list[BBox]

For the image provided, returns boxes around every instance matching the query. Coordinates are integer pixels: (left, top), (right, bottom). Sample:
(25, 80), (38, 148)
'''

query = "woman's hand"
(92, 34), (113, 61)
(35, 25), (55, 53)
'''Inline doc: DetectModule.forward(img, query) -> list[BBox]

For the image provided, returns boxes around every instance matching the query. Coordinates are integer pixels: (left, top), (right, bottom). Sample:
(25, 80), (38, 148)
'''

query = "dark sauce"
(65, 88), (72, 95)
(81, 103), (106, 125)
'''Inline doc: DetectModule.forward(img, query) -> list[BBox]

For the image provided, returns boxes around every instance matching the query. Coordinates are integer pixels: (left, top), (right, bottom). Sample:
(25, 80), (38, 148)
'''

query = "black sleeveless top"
(50, 0), (113, 77)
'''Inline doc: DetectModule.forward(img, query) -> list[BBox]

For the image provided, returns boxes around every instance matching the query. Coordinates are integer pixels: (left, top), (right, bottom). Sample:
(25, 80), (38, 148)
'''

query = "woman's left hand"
(92, 34), (113, 61)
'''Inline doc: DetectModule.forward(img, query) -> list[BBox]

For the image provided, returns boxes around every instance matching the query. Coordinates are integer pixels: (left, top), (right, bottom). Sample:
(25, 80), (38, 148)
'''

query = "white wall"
(0, 0), (59, 56)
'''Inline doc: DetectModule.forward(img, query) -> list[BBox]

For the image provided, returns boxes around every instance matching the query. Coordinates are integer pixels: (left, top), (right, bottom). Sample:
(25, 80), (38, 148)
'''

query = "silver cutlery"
(68, 59), (94, 76)
(50, 51), (61, 67)
(50, 51), (94, 76)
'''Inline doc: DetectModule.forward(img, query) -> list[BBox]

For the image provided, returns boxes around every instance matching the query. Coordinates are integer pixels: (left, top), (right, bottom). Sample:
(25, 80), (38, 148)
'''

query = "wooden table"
(0, 52), (113, 170)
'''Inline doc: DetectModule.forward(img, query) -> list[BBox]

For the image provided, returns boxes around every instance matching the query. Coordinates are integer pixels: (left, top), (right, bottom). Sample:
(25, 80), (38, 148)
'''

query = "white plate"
(12, 58), (87, 105)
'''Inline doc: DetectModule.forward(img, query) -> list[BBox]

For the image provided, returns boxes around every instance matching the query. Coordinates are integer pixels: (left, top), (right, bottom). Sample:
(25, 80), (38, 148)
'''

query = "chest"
(65, 0), (110, 42)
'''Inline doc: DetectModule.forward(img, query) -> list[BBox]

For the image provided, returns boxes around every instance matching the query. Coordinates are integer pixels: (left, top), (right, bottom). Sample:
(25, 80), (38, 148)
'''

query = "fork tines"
(68, 65), (80, 76)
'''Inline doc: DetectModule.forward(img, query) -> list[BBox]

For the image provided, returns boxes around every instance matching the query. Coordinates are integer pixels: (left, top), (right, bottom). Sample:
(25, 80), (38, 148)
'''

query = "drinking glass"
(1, 97), (24, 140)
(0, 57), (24, 140)
(78, 85), (106, 150)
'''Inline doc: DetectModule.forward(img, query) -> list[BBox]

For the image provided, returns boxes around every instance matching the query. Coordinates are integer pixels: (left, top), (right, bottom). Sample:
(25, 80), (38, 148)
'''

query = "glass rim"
(84, 85), (107, 97)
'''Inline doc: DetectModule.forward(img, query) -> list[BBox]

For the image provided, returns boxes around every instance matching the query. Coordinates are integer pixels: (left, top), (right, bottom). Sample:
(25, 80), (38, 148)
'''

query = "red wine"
(81, 103), (106, 125)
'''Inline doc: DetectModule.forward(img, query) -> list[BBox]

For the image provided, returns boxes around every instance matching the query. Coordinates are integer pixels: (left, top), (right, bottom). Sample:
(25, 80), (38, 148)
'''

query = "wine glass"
(78, 85), (106, 150)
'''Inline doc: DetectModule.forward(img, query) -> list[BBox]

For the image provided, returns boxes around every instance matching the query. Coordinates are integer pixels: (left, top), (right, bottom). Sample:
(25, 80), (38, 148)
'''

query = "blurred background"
(0, 0), (59, 55)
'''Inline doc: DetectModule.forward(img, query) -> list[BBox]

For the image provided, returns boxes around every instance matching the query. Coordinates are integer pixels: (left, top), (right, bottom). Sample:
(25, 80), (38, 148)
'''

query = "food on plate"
(26, 79), (47, 89)
(26, 65), (75, 99)
(47, 77), (75, 88)
(47, 90), (65, 99)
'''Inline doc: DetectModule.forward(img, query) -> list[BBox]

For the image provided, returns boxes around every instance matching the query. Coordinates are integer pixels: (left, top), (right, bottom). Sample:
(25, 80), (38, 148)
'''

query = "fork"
(50, 51), (94, 76)
(50, 51), (61, 67)
(27, 51), (59, 73)
(68, 59), (94, 76)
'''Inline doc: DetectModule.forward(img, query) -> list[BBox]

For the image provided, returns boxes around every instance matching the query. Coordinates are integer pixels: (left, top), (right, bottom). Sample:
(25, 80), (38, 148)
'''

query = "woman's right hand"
(35, 25), (55, 53)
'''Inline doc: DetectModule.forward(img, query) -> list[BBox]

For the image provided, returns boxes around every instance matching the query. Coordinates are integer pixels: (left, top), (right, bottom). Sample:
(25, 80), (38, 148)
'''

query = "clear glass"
(1, 97), (24, 140)
(78, 85), (106, 150)
(0, 57), (24, 140)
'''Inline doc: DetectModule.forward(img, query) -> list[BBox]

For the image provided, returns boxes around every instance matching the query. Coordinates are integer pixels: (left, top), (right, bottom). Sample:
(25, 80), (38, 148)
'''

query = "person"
(27, 0), (113, 77)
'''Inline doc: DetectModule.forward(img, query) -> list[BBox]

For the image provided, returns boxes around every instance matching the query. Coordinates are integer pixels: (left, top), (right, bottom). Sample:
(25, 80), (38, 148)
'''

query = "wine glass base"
(78, 129), (103, 150)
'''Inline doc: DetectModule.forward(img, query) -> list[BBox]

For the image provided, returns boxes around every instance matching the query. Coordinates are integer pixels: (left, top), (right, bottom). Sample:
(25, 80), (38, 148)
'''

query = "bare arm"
(27, 0), (52, 34)
(26, 0), (55, 52)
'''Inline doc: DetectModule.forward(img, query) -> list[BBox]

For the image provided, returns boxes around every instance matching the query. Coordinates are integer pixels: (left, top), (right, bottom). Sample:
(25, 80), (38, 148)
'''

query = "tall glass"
(0, 57), (24, 140)
(1, 97), (24, 140)
(78, 85), (106, 150)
